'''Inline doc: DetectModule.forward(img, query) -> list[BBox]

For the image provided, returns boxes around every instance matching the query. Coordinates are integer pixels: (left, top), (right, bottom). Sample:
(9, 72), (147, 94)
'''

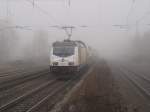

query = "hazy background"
(0, 0), (150, 64)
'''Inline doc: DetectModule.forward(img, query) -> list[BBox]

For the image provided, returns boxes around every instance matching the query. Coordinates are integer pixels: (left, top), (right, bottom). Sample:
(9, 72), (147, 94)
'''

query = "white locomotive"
(50, 39), (89, 72)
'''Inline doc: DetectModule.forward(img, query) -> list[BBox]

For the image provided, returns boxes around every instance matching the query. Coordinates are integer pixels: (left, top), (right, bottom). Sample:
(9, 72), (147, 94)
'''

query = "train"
(49, 39), (91, 72)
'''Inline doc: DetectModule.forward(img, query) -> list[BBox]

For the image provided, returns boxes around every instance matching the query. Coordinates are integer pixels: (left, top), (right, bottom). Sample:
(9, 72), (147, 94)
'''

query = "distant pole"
(33, 0), (35, 8)
(135, 21), (138, 37)
(6, 0), (9, 17)
(68, 0), (71, 7)
(135, 20), (141, 40)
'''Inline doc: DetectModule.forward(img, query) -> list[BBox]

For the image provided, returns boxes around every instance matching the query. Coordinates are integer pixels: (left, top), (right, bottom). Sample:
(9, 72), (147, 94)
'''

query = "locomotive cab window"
(53, 46), (75, 57)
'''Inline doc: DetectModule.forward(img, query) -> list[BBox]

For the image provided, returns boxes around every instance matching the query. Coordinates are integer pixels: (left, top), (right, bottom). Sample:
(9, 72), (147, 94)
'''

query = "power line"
(0, 0), (62, 25)
(137, 11), (150, 23)
(47, 25), (88, 39)
(0, 25), (33, 32)
(25, 0), (62, 25)
(126, 0), (150, 26)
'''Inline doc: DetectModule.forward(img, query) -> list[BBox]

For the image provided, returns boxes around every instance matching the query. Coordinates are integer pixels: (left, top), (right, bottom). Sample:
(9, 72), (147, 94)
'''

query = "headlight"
(53, 62), (58, 66)
(69, 62), (74, 66)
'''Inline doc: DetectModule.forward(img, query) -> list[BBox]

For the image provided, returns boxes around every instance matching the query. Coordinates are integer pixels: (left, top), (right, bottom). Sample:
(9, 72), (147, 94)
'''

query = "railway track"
(120, 65), (150, 84)
(0, 66), (46, 78)
(0, 69), (50, 91)
(0, 69), (36, 78)
(0, 68), (19, 77)
(0, 65), (91, 112)
(26, 67), (91, 112)
(0, 71), (52, 107)
(26, 79), (76, 112)
(0, 79), (58, 112)
(119, 67), (150, 101)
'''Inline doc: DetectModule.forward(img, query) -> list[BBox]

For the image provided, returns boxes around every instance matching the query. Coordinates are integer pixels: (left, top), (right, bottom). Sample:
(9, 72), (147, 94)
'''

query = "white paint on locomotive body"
(50, 47), (79, 67)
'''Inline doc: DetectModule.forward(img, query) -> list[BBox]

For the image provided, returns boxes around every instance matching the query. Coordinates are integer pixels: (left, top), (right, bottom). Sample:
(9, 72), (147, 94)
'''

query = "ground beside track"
(51, 60), (127, 112)
(109, 61), (150, 112)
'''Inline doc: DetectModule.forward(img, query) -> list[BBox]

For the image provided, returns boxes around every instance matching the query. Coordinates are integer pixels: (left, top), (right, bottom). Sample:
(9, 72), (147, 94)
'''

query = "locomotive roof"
(53, 40), (87, 48)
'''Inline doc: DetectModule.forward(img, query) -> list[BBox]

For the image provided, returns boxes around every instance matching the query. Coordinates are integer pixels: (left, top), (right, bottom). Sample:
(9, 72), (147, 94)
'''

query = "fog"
(0, 0), (150, 64)
(0, 18), (19, 63)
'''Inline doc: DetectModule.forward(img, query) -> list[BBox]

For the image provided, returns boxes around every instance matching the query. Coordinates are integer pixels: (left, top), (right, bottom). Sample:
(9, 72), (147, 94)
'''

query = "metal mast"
(68, 0), (71, 7)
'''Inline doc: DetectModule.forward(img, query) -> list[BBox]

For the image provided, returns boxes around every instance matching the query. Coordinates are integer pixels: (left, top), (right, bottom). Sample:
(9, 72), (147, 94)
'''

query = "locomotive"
(50, 39), (89, 72)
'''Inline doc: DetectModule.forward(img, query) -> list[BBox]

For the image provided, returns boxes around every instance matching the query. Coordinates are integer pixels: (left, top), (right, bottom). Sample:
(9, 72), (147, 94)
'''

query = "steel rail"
(26, 80), (72, 112)
(122, 66), (150, 84)
(0, 65), (92, 112)
(119, 67), (150, 100)
(0, 67), (46, 78)
(0, 68), (19, 76)
(27, 66), (94, 112)
(0, 72), (52, 103)
(0, 69), (49, 91)
(0, 79), (57, 112)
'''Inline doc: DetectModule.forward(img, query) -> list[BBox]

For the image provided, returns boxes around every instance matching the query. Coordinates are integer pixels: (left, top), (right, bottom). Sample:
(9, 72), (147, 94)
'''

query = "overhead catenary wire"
(137, 11), (150, 23)
(2, 0), (136, 32)
(126, 0), (149, 25)
(0, 25), (33, 32)
(25, 0), (62, 25)
(115, 0), (150, 31)
(0, 0), (63, 30)
(112, 0), (136, 31)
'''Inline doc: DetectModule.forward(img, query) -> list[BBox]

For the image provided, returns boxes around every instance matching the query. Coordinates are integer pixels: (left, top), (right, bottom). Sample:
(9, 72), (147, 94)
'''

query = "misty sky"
(0, 0), (150, 58)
